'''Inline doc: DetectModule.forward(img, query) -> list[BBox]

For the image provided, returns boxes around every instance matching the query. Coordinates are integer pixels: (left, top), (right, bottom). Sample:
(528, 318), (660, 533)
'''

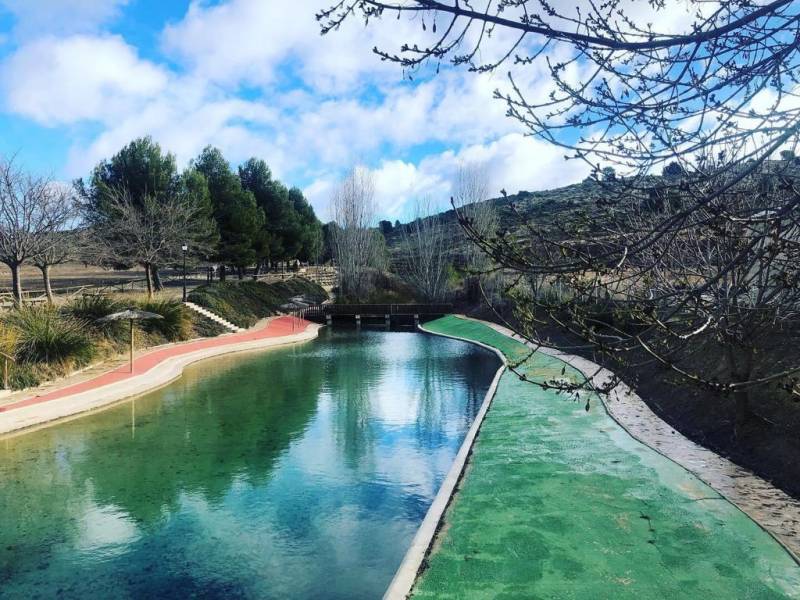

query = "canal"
(0, 329), (499, 599)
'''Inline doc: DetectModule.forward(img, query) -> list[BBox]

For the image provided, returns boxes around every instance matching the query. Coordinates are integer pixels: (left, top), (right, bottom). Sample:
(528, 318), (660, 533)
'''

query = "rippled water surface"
(0, 329), (498, 599)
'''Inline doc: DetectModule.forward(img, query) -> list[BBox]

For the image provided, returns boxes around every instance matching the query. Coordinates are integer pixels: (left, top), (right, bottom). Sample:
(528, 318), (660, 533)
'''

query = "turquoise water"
(0, 330), (498, 599)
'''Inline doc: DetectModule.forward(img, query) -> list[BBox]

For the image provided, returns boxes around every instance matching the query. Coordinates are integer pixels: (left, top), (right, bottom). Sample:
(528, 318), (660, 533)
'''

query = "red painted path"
(0, 316), (311, 414)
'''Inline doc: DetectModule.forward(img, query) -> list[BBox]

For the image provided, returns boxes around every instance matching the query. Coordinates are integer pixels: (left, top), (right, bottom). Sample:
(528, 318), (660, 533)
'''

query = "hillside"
(381, 177), (612, 256)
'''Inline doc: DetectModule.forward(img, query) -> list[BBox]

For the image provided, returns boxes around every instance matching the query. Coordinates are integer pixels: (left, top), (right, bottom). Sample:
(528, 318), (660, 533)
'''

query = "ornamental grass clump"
(135, 298), (191, 341)
(5, 306), (94, 367)
(0, 323), (18, 359)
(64, 294), (127, 337)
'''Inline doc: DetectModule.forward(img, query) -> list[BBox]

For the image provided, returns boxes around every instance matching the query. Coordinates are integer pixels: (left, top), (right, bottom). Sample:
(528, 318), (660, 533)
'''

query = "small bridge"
(302, 303), (453, 326)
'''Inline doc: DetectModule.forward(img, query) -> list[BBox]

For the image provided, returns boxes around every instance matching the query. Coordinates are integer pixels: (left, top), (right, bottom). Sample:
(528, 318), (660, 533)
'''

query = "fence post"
(1, 352), (16, 390)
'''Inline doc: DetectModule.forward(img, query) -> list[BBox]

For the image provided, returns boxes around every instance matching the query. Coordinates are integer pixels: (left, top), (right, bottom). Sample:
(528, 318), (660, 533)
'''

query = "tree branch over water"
(321, 1), (800, 420)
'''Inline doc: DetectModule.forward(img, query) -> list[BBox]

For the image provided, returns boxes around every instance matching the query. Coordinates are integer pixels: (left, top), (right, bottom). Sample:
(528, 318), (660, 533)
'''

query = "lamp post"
(181, 243), (188, 301)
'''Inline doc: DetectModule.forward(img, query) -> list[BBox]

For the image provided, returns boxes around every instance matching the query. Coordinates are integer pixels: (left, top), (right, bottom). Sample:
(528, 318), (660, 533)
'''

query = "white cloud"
(1, 0), (593, 225)
(161, 1), (299, 88)
(64, 85), (280, 176)
(161, 0), (410, 93)
(0, 0), (129, 37)
(3, 35), (168, 126)
(306, 133), (590, 222)
(372, 159), (450, 219)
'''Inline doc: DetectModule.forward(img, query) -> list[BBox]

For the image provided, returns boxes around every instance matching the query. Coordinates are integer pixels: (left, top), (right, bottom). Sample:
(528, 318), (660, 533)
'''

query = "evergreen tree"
(239, 158), (288, 267)
(78, 137), (218, 289)
(78, 136), (178, 214)
(288, 187), (322, 263)
(194, 147), (263, 279)
(239, 158), (322, 268)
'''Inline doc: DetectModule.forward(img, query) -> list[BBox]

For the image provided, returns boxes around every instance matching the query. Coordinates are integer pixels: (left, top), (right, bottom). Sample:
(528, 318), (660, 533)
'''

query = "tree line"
(328, 163), (495, 303)
(0, 137), (323, 302)
(78, 137), (322, 295)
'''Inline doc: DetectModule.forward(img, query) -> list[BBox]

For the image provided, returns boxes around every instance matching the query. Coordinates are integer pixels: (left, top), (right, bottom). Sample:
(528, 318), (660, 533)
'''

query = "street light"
(181, 243), (188, 301)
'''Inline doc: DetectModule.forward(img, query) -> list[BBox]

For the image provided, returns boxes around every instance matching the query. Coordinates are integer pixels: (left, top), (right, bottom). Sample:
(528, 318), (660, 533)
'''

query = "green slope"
(412, 316), (800, 599)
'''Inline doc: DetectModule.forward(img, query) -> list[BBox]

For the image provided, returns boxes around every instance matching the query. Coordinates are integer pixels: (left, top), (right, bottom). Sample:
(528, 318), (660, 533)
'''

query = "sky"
(0, 0), (600, 221)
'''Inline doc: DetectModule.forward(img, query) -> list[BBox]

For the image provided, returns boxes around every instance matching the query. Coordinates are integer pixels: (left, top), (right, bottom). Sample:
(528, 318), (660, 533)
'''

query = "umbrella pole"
(130, 319), (134, 373)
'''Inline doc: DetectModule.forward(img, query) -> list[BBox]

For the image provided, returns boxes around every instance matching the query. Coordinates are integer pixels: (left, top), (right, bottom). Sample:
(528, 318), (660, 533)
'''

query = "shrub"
(8, 363), (43, 390)
(64, 295), (126, 337)
(135, 298), (192, 341)
(0, 323), (18, 358)
(5, 306), (94, 366)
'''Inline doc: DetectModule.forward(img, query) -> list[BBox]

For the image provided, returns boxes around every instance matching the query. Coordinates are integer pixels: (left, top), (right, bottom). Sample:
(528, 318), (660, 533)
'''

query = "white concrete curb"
(383, 324), (506, 600)
(0, 324), (321, 437)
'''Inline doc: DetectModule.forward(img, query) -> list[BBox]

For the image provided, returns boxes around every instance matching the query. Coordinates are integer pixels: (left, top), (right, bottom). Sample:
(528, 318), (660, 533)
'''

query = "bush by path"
(0, 279), (326, 391)
(1, 296), (203, 390)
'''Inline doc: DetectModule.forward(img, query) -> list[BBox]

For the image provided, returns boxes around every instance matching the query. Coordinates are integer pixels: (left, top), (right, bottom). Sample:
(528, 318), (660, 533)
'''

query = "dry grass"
(0, 262), (144, 291)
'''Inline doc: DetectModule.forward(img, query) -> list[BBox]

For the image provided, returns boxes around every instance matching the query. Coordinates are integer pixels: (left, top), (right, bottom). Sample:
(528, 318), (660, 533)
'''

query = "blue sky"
(0, 0), (596, 221)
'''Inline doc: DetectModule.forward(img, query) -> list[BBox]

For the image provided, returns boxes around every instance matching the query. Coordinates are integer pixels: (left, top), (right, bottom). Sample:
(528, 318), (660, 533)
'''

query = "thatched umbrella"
(99, 309), (163, 373)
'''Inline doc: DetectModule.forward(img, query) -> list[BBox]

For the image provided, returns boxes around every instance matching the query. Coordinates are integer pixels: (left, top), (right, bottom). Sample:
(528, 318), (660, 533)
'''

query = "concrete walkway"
(410, 316), (800, 599)
(0, 316), (317, 435)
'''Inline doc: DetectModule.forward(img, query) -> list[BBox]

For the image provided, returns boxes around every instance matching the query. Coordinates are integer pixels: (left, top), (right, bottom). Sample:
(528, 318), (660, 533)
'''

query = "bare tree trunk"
(219, 265), (226, 281)
(40, 264), (53, 304)
(733, 386), (751, 439)
(238, 266), (244, 280)
(152, 266), (163, 291)
(144, 263), (154, 299)
(726, 345), (753, 440)
(10, 263), (22, 305)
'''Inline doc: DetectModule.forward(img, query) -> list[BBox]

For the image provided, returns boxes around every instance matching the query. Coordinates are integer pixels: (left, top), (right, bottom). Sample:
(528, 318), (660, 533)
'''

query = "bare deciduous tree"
(322, 1), (800, 347)
(330, 167), (382, 299)
(33, 230), (82, 304)
(91, 187), (217, 298)
(479, 160), (800, 434)
(0, 157), (75, 303)
(621, 174), (800, 435)
(399, 198), (451, 302)
(320, 2), (800, 194)
(452, 164), (496, 266)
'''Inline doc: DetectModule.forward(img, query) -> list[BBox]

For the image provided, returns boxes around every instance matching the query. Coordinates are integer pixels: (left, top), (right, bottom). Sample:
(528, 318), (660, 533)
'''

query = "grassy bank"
(187, 277), (328, 328)
(1, 296), (194, 390)
(0, 277), (326, 391)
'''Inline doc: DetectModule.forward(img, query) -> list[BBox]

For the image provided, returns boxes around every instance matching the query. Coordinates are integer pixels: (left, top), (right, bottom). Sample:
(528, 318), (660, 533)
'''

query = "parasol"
(99, 309), (163, 373)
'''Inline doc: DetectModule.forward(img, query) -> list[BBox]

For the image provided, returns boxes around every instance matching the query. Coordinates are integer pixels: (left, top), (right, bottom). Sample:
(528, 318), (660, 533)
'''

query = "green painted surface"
(413, 316), (800, 599)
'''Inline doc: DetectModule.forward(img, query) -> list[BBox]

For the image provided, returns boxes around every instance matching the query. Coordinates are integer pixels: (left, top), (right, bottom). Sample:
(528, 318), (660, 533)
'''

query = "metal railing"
(302, 303), (453, 321)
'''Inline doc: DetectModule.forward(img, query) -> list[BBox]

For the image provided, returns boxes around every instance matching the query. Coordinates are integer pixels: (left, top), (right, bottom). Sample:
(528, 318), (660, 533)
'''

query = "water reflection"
(0, 330), (498, 599)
